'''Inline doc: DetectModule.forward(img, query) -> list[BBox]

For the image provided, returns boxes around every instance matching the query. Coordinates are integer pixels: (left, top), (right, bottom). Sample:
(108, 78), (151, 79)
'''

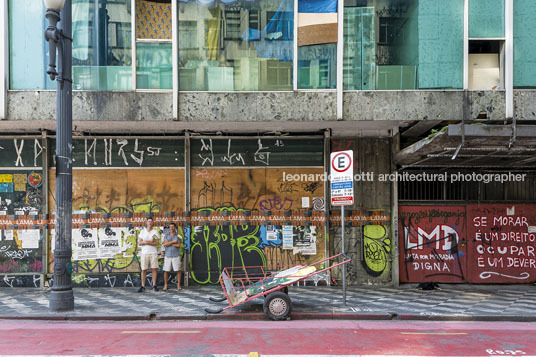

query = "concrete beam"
(0, 119), (398, 137)
(448, 124), (536, 137)
(7, 90), (512, 123)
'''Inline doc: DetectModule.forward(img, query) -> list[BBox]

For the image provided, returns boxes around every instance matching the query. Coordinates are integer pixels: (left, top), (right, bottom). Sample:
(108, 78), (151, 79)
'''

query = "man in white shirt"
(138, 217), (160, 292)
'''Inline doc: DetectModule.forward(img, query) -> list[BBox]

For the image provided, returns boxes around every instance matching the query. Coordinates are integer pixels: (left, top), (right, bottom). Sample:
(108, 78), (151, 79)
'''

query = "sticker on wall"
(302, 197), (310, 208)
(312, 197), (325, 211)
(28, 172), (43, 188)
(0, 183), (13, 193)
(282, 226), (293, 249)
(13, 174), (27, 192)
(4, 230), (13, 241)
(0, 174), (13, 183)
(18, 229), (40, 249)
(266, 225), (278, 241)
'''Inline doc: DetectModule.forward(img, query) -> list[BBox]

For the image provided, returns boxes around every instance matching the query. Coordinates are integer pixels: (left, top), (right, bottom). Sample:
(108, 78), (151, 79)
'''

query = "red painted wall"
(399, 206), (467, 283)
(467, 204), (536, 283)
(399, 204), (536, 284)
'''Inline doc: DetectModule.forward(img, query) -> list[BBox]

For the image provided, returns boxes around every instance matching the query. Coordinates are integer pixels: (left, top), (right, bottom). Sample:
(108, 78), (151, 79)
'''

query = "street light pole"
(44, 0), (74, 312)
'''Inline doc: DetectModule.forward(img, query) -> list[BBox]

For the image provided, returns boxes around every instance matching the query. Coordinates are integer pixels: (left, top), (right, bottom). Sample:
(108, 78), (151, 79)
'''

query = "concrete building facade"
(0, 0), (535, 288)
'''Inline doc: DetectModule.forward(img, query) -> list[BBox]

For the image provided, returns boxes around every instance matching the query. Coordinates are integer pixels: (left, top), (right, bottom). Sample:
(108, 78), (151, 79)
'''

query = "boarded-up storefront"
(0, 138), (45, 287)
(189, 138), (326, 284)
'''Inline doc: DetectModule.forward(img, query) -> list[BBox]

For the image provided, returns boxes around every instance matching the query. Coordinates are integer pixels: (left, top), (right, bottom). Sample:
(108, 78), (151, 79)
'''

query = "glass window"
(135, 0), (172, 90)
(9, 0), (55, 90)
(344, 0), (463, 90)
(469, 0), (504, 38)
(72, 0), (132, 90)
(514, 0), (536, 88)
(178, 0), (294, 91)
(297, 0), (337, 89)
(137, 42), (172, 89)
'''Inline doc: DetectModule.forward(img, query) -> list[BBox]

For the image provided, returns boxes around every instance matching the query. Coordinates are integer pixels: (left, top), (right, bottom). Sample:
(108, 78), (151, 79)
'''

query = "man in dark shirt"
(162, 222), (183, 291)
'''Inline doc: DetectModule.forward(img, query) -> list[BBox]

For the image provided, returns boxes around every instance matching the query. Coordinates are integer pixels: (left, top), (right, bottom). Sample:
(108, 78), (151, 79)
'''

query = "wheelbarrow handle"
(341, 252), (352, 262)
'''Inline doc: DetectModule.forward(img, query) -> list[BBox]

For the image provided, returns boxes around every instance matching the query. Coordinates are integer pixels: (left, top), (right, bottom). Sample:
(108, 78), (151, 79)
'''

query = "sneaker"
(138, 286), (145, 293)
(153, 285), (159, 292)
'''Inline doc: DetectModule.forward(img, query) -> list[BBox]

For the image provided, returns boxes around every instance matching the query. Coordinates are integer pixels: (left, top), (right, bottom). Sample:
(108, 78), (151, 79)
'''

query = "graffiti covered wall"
(48, 169), (186, 274)
(399, 206), (467, 283)
(330, 138), (393, 284)
(190, 167), (326, 284)
(467, 204), (536, 283)
(0, 171), (44, 275)
(399, 204), (536, 284)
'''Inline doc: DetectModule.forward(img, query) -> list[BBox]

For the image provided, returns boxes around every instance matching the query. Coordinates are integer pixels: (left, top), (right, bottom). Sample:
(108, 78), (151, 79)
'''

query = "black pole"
(49, 0), (74, 312)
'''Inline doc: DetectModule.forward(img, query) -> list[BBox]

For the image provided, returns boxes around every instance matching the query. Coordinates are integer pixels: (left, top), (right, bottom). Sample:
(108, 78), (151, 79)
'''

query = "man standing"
(138, 217), (159, 292)
(162, 222), (183, 291)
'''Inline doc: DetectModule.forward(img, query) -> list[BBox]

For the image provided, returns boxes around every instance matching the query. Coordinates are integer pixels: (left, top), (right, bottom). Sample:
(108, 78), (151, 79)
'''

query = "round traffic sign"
(331, 152), (352, 173)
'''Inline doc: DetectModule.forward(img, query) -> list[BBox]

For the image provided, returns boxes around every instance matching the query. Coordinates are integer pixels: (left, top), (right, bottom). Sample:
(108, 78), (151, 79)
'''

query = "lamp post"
(44, 0), (74, 312)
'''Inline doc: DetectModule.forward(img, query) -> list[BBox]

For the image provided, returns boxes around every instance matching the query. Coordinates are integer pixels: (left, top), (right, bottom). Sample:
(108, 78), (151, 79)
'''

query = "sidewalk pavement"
(0, 284), (535, 322)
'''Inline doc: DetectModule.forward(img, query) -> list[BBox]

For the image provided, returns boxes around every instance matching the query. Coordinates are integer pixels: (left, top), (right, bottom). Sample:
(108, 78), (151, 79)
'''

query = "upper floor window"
(178, 0), (294, 91)
(136, 0), (172, 90)
(72, 0), (132, 90)
(343, 0), (464, 90)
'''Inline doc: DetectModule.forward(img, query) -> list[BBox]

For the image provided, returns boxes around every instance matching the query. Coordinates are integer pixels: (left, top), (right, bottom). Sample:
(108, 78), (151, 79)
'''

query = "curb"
(396, 314), (536, 322)
(0, 315), (152, 321)
(2, 312), (536, 322)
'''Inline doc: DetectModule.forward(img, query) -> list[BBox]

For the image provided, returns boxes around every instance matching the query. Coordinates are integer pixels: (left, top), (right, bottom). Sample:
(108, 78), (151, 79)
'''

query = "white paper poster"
(4, 230), (13, 241)
(73, 228), (98, 260)
(282, 226), (293, 249)
(19, 229), (40, 249)
(98, 227), (122, 259)
(266, 225), (278, 241)
(292, 226), (317, 255)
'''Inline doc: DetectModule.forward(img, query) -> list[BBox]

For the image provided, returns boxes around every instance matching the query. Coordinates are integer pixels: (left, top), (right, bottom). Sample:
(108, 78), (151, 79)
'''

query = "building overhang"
(395, 124), (536, 168)
(0, 119), (399, 137)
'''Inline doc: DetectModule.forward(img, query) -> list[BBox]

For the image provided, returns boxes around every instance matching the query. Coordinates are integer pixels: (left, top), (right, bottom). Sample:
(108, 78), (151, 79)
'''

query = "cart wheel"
(263, 291), (292, 321)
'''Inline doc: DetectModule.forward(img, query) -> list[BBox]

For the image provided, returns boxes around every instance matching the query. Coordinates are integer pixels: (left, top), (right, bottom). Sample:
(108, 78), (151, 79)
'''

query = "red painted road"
(1, 320), (535, 356)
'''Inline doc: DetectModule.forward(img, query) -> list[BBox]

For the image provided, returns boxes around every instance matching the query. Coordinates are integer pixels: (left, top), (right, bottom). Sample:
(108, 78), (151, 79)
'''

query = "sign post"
(330, 150), (354, 306)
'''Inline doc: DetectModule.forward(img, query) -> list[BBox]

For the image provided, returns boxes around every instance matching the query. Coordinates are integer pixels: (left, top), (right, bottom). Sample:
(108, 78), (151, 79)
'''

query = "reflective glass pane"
(297, 0), (337, 89)
(72, 0), (132, 90)
(9, 0), (55, 90)
(343, 0), (463, 90)
(469, 0), (504, 38)
(137, 42), (172, 89)
(178, 0), (294, 91)
(514, 0), (536, 88)
(298, 44), (336, 89)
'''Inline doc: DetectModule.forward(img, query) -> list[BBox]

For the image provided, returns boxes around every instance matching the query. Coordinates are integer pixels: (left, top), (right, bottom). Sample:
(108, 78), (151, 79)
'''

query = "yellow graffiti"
(363, 225), (391, 277)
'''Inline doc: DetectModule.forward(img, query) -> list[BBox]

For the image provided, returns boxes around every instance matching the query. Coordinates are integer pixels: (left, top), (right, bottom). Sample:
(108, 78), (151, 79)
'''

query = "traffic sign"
(330, 150), (354, 206)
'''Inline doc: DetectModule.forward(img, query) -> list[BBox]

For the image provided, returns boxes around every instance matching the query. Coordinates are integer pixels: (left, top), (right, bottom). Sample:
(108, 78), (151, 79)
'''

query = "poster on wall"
(18, 229), (40, 249)
(467, 204), (536, 283)
(398, 206), (467, 283)
(293, 226), (317, 255)
(73, 228), (98, 260)
(98, 227), (122, 259)
(266, 225), (278, 241)
(282, 226), (293, 249)
(4, 230), (13, 241)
